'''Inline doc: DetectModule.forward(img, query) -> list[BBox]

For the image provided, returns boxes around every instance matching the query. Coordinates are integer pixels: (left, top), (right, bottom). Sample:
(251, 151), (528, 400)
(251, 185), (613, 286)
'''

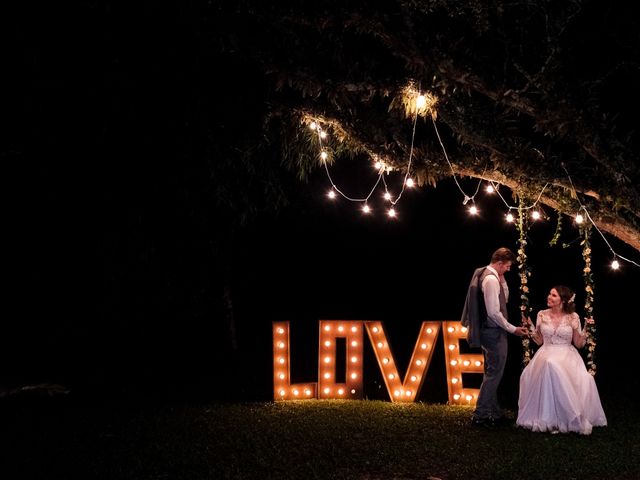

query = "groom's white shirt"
(482, 265), (516, 333)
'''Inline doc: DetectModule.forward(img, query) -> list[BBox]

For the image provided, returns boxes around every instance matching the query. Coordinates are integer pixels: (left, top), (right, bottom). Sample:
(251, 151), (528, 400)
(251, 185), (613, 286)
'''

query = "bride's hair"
(553, 285), (576, 313)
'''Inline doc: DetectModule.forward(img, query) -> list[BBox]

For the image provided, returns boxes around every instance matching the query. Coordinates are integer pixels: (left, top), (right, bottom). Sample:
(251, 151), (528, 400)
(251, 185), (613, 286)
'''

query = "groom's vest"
(461, 267), (509, 347)
(478, 268), (508, 327)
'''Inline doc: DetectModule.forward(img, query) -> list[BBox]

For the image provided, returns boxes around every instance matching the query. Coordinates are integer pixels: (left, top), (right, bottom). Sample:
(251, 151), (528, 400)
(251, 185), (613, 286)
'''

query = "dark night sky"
(4, 2), (639, 404)
(5, 132), (640, 403)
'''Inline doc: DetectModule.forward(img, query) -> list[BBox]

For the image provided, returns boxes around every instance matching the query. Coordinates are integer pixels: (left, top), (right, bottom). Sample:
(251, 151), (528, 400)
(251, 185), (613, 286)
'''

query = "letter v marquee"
(365, 321), (440, 402)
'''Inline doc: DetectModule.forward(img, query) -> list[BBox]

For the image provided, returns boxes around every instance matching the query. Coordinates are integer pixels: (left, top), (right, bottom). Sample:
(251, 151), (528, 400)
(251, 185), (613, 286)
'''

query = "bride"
(517, 285), (607, 435)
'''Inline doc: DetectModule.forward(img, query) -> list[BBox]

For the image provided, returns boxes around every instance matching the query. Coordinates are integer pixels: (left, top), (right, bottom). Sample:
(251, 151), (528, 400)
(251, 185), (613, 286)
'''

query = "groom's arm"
(482, 276), (516, 333)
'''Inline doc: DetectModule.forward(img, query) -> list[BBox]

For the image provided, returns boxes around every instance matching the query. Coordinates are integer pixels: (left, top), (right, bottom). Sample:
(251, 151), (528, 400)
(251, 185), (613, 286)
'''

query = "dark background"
(6, 151), (639, 406)
(4, 2), (639, 406)
(232, 171), (640, 406)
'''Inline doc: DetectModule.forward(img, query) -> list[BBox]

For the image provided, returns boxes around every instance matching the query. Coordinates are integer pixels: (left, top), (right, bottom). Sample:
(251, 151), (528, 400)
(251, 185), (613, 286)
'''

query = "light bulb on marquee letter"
(442, 320), (484, 406)
(272, 322), (317, 400)
(318, 320), (364, 399)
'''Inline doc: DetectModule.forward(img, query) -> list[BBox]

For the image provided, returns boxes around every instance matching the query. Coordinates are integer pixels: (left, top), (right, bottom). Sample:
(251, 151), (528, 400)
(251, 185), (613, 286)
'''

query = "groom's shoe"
(491, 415), (514, 427)
(470, 416), (492, 427)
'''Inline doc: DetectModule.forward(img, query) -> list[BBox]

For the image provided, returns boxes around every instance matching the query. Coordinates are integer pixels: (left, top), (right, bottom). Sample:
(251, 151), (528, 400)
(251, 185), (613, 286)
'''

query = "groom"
(461, 247), (528, 426)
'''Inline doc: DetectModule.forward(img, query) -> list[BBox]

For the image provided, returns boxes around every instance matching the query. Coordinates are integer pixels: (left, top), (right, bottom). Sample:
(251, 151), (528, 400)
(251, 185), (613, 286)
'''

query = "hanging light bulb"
(486, 184), (495, 193)
(327, 190), (336, 199)
(416, 94), (427, 109)
(362, 204), (371, 214)
(468, 205), (478, 215)
(320, 151), (328, 161)
(319, 130), (327, 139)
(374, 161), (382, 170)
(309, 122), (317, 130)
(506, 212), (515, 222)
(532, 210), (541, 220)
(575, 214), (584, 224)
(384, 191), (392, 201)
(406, 178), (415, 188)
(388, 208), (396, 218)
(611, 259), (620, 270)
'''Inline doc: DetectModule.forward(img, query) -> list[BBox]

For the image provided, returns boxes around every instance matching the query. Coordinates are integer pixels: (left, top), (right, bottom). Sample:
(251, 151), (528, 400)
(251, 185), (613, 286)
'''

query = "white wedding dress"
(516, 309), (607, 434)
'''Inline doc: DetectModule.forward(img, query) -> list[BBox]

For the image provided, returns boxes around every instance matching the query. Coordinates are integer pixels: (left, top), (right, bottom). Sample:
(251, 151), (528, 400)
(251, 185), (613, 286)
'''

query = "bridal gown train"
(516, 309), (607, 435)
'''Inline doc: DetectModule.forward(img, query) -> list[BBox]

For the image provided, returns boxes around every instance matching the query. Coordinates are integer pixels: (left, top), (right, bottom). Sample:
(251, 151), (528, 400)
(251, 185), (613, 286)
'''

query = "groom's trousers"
(474, 327), (508, 420)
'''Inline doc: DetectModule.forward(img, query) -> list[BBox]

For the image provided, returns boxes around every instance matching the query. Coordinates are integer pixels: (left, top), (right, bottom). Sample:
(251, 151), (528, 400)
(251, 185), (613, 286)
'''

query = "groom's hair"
(491, 247), (516, 263)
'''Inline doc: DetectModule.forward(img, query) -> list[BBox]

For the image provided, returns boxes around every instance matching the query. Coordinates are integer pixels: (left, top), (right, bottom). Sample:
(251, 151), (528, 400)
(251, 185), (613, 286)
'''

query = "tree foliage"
(214, 0), (640, 250)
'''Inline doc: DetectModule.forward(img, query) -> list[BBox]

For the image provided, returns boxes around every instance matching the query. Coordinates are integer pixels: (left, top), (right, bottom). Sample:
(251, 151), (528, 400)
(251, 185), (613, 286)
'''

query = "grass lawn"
(2, 395), (639, 480)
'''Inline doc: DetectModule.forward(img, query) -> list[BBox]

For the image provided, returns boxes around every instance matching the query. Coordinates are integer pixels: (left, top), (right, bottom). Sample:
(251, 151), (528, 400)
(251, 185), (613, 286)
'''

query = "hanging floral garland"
(516, 205), (533, 366)
(549, 214), (563, 247)
(580, 224), (597, 376)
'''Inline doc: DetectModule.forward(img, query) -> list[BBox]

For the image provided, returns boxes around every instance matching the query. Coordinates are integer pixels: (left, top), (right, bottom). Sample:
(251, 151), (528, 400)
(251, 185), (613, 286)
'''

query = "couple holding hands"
(462, 247), (607, 435)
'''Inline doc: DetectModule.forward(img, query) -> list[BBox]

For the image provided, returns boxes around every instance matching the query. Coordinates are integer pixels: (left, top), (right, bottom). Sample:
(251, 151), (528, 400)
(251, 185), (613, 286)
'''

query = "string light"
(432, 117), (486, 206)
(307, 84), (424, 215)
(562, 165), (640, 269)
(303, 81), (639, 271)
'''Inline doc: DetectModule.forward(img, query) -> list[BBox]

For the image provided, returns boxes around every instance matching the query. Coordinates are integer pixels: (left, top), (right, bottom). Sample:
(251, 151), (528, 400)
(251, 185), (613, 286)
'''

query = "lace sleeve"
(529, 311), (544, 345)
(571, 312), (587, 348)
(570, 312), (581, 330)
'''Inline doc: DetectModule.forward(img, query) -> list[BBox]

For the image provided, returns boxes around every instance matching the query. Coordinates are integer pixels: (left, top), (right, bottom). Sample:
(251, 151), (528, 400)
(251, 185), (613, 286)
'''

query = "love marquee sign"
(273, 320), (484, 404)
